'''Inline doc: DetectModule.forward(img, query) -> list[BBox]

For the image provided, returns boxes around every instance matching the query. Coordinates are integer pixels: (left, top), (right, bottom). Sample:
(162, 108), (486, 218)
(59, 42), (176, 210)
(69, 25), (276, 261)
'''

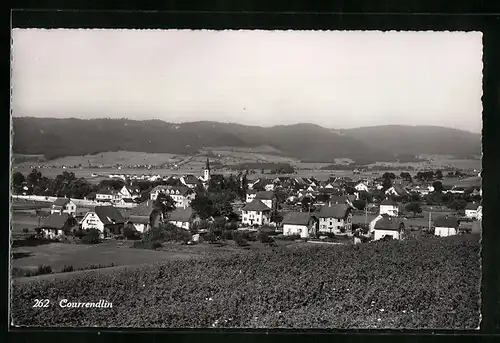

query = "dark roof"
(183, 174), (200, 184)
(381, 198), (398, 206)
(52, 198), (71, 207)
(98, 189), (113, 195)
(41, 213), (73, 229)
(282, 212), (312, 225)
(168, 207), (193, 222)
(255, 191), (275, 200)
(242, 199), (271, 212)
(465, 202), (480, 210)
(329, 195), (349, 204)
(125, 200), (154, 217)
(94, 206), (125, 225)
(127, 216), (150, 224)
(374, 217), (403, 231)
(434, 216), (459, 228)
(316, 204), (350, 219)
(319, 188), (338, 194)
(151, 185), (192, 196)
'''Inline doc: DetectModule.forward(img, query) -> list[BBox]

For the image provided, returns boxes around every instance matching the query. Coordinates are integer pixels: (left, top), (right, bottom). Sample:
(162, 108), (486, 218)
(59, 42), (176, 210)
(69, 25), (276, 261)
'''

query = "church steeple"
(203, 158), (211, 182)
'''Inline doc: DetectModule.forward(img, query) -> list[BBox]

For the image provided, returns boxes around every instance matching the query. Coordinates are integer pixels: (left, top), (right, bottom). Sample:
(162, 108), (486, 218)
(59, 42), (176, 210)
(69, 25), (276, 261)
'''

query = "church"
(199, 158), (211, 183)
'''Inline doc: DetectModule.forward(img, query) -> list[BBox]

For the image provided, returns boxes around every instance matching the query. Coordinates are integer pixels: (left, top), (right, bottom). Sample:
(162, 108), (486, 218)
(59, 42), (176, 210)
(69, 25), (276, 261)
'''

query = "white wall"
(380, 205), (398, 216)
(374, 229), (400, 241)
(318, 215), (352, 234)
(283, 224), (309, 238)
(242, 210), (269, 226)
(434, 226), (457, 237)
(169, 220), (190, 230)
(465, 209), (478, 219)
(81, 212), (105, 232)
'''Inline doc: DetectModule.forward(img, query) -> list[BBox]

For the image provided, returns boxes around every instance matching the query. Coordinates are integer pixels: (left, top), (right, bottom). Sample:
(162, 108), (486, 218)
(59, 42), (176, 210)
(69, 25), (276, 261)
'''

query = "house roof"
(319, 188), (338, 194)
(242, 199), (271, 212)
(127, 215), (150, 224)
(282, 212), (312, 225)
(374, 216), (403, 231)
(168, 207), (193, 222)
(434, 216), (459, 228)
(329, 195), (349, 204)
(97, 189), (113, 195)
(316, 204), (350, 219)
(151, 185), (192, 196)
(41, 213), (73, 229)
(255, 191), (275, 200)
(125, 200), (154, 217)
(465, 202), (480, 210)
(94, 206), (125, 225)
(52, 198), (71, 207)
(183, 174), (200, 184)
(381, 198), (398, 206)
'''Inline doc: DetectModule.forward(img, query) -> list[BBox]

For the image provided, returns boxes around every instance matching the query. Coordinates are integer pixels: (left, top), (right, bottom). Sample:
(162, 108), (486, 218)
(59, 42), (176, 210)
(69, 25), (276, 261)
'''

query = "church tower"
(203, 158), (211, 182)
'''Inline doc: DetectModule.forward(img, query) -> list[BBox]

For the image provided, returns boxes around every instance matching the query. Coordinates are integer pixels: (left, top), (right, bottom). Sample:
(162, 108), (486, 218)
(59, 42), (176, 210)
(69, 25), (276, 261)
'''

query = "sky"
(11, 29), (483, 133)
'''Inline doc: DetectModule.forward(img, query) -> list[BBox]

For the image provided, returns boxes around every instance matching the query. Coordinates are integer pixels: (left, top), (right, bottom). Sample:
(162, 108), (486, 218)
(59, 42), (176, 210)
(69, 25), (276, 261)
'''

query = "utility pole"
(428, 211), (432, 233)
(364, 203), (368, 226)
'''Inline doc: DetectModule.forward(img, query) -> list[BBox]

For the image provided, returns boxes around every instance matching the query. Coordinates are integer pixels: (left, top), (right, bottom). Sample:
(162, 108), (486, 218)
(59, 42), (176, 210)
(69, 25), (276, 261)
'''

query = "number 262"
(33, 299), (50, 308)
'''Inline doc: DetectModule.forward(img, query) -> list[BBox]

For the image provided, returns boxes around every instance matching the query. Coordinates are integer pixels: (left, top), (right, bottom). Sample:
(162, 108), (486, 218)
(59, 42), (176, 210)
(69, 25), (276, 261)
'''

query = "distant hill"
(11, 118), (481, 163)
(340, 125), (481, 157)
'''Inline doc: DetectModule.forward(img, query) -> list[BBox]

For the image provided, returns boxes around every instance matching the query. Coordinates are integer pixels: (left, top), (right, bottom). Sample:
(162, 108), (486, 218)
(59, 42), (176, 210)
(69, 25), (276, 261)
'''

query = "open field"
(11, 235), (480, 328)
(10, 240), (200, 274)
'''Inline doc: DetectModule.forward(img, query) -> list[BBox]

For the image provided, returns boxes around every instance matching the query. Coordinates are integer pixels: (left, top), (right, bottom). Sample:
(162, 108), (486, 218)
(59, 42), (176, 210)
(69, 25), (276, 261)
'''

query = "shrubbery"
(11, 235), (480, 328)
(81, 229), (101, 245)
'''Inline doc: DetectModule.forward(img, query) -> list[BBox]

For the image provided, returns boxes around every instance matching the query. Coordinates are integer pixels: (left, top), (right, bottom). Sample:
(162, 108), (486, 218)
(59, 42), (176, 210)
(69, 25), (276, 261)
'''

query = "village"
(11, 157), (482, 251)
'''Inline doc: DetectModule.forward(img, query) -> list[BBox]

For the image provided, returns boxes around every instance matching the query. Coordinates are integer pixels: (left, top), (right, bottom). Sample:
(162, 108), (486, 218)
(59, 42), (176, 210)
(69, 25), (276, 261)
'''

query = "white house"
(180, 174), (201, 189)
(118, 185), (140, 200)
(316, 204), (352, 234)
(246, 190), (258, 203)
(126, 216), (150, 233)
(370, 215), (404, 241)
(96, 190), (113, 202)
(149, 185), (195, 209)
(40, 214), (78, 240)
(264, 183), (275, 192)
(434, 216), (459, 237)
(354, 182), (369, 192)
(51, 198), (77, 216)
(80, 206), (126, 237)
(241, 199), (272, 227)
(465, 202), (481, 219)
(168, 207), (194, 230)
(385, 185), (409, 197)
(282, 212), (315, 238)
(379, 198), (399, 217)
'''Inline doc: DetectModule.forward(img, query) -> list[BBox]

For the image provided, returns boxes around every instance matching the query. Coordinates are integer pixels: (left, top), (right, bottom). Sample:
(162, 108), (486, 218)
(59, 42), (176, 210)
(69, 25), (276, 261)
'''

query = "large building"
(316, 204), (352, 234)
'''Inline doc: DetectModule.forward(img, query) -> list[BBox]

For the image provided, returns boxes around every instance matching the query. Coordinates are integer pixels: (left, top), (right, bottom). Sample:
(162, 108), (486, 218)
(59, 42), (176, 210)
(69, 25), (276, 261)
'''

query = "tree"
(12, 172), (25, 187)
(382, 178), (393, 191)
(191, 194), (214, 220)
(27, 169), (42, 186)
(382, 172), (396, 180)
(154, 193), (176, 218)
(400, 172), (412, 183)
(405, 201), (422, 215)
(435, 170), (443, 180)
(352, 199), (367, 211)
(123, 223), (140, 240)
(271, 209), (283, 224)
(301, 197), (313, 212)
(432, 181), (443, 193)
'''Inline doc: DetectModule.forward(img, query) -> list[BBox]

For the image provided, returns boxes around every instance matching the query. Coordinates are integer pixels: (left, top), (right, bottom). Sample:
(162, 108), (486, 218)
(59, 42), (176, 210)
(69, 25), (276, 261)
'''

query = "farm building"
(149, 185), (195, 208)
(370, 215), (404, 241)
(465, 202), (481, 219)
(40, 213), (78, 240)
(379, 198), (399, 217)
(315, 204), (352, 234)
(241, 199), (272, 227)
(168, 207), (195, 230)
(385, 185), (410, 197)
(95, 189), (114, 202)
(434, 216), (460, 237)
(123, 200), (153, 232)
(50, 198), (77, 216)
(80, 206), (126, 237)
(282, 212), (315, 238)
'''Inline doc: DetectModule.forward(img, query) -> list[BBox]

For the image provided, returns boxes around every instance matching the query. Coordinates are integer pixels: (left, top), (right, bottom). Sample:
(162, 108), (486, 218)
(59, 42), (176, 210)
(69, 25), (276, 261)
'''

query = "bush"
(275, 234), (301, 241)
(204, 232), (217, 244)
(62, 265), (74, 273)
(73, 229), (86, 239)
(133, 240), (163, 250)
(123, 225), (140, 240)
(36, 265), (52, 275)
(22, 228), (29, 234)
(258, 232), (275, 245)
(81, 229), (101, 244)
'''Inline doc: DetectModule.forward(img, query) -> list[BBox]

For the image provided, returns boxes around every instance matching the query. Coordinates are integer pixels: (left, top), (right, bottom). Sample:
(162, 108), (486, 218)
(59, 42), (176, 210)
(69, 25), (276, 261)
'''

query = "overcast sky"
(11, 29), (482, 133)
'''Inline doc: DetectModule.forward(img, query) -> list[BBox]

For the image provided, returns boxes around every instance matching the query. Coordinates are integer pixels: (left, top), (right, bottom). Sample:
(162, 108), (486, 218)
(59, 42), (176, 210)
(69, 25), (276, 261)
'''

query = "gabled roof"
(316, 204), (350, 219)
(97, 189), (113, 195)
(183, 174), (200, 184)
(282, 212), (312, 225)
(380, 198), (398, 206)
(125, 200), (154, 217)
(168, 207), (194, 222)
(94, 206), (125, 225)
(52, 198), (71, 207)
(329, 195), (349, 204)
(465, 202), (480, 210)
(374, 216), (403, 231)
(434, 216), (459, 228)
(126, 216), (150, 224)
(255, 191), (275, 200)
(242, 199), (272, 212)
(41, 213), (74, 229)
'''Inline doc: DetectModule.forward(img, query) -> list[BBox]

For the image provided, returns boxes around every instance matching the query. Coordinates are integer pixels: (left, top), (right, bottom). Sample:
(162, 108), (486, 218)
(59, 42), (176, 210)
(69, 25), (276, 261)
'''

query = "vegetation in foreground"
(12, 235), (480, 329)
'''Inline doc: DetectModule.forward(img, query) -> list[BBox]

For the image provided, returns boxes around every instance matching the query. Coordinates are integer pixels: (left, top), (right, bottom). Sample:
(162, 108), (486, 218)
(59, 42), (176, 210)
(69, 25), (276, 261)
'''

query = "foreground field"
(11, 235), (480, 329)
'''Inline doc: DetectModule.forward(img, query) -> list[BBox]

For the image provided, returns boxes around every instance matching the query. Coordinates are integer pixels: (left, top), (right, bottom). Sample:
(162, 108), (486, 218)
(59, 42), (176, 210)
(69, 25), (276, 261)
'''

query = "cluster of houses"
(35, 159), (482, 242)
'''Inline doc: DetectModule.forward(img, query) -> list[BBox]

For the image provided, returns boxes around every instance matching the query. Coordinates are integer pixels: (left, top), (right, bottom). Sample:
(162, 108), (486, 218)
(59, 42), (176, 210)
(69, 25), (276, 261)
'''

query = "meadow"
(11, 235), (480, 329)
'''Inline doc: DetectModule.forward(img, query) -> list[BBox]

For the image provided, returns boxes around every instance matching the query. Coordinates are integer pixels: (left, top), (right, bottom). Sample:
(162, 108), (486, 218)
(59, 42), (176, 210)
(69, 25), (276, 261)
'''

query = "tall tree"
(432, 181), (444, 193)
(153, 193), (176, 218)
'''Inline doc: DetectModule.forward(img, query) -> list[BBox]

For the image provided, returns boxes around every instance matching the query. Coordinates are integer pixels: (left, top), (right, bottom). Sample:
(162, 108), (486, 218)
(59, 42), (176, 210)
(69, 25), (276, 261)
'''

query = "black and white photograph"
(10, 29), (482, 329)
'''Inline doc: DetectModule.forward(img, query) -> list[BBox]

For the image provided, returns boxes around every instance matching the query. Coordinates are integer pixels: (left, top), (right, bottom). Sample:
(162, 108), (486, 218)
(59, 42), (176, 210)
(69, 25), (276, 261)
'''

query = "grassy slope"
(12, 235), (480, 329)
